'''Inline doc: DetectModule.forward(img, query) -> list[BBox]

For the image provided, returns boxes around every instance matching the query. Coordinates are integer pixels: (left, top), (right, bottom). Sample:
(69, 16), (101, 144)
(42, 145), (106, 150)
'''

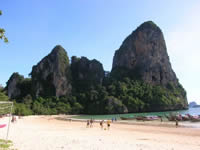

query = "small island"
(189, 101), (200, 108)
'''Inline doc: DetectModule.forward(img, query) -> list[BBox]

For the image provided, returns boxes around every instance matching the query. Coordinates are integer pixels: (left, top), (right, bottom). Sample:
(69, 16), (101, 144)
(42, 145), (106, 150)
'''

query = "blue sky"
(0, 0), (200, 103)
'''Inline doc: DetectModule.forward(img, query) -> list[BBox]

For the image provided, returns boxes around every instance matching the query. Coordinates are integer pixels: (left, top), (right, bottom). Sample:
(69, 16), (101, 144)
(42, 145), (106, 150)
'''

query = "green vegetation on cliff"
(5, 55), (187, 115)
(9, 74), (187, 115)
(0, 87), (9, 101)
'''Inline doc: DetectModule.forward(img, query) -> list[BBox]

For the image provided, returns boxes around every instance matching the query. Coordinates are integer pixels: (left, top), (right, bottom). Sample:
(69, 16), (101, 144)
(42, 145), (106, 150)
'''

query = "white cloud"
(165, 4), (200, 104)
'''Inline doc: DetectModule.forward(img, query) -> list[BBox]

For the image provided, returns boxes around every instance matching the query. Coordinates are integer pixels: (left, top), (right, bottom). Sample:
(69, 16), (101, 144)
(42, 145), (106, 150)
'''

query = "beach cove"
(0, 115), (200, 150)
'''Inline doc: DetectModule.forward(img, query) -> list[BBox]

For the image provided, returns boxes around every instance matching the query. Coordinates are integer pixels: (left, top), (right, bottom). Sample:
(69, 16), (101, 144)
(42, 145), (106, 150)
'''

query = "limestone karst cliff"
(112, 21), (178, 86)
(6, 72), (32, 100)
(5, 21), (188, 115)
(111, 21), (187, 109)
(71, 56), (104, 91)
(30, 45), (72, 97)
(6, 73), (23, 98)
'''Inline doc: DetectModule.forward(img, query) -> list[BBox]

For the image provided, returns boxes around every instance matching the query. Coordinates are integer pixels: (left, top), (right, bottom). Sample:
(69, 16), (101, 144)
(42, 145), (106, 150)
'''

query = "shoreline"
(56, 115), (200, 129)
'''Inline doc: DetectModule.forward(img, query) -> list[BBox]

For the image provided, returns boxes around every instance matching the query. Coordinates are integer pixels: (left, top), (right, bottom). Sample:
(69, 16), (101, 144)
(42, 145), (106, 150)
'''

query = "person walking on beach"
(11, 115), (16, 123)
(159, 116), (163, 122)
(86, 120), (90, 128)
(100, 120), (104, 129)
(90, 119), (93, 128)
(107, 120), (111, 130)
(175, 119), (178, 128)
(114, 117), (117, 122)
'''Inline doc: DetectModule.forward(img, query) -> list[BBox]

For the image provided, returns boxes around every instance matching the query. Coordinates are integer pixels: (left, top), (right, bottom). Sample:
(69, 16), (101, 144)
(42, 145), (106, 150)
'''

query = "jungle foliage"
(10, 71), (187, 116)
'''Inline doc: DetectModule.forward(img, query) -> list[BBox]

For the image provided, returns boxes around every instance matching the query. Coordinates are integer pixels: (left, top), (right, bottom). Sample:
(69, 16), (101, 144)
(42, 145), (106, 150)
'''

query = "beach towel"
(0, 124), (6, 128)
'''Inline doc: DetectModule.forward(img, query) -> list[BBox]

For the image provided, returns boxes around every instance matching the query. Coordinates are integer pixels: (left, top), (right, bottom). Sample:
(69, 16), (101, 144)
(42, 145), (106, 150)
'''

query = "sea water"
(73, 107), (200, 120)
(73, 107), (200, 128)
(179, 107), (200, 115)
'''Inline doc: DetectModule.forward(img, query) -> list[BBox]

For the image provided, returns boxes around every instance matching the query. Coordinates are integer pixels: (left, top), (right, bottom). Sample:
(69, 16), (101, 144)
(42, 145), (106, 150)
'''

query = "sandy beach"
(0, 115), (200, 150)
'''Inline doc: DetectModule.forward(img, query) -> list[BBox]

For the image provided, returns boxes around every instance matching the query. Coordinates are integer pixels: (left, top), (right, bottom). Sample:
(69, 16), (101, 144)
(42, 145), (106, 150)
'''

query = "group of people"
(86, 119), (94, 128)
(100, 120), (111, 130)
(111, 117), (117, 122)
(11, 115), (22, 123)
(86, 118), (113, 130)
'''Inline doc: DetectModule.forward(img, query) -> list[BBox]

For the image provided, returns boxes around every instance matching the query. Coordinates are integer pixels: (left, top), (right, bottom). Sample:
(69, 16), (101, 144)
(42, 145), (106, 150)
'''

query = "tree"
(0, 10), (8, 43)
(0, 86), (9, 101)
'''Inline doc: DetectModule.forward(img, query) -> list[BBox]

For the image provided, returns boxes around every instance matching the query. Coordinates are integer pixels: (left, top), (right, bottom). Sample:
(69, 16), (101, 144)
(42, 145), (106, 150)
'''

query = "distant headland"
(189, 101), (200, 108)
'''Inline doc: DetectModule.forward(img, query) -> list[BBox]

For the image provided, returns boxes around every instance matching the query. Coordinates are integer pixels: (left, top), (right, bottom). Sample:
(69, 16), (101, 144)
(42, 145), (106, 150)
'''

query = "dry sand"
(1, 115), (200, 150)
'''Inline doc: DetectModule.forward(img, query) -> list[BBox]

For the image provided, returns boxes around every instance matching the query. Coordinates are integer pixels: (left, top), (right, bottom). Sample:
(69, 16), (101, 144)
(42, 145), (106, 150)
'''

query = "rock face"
(71, 56), (104, 90)
(112, 21), (178, 86)
(6, 72), (24, 98)
(30, 45), (72, 97)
